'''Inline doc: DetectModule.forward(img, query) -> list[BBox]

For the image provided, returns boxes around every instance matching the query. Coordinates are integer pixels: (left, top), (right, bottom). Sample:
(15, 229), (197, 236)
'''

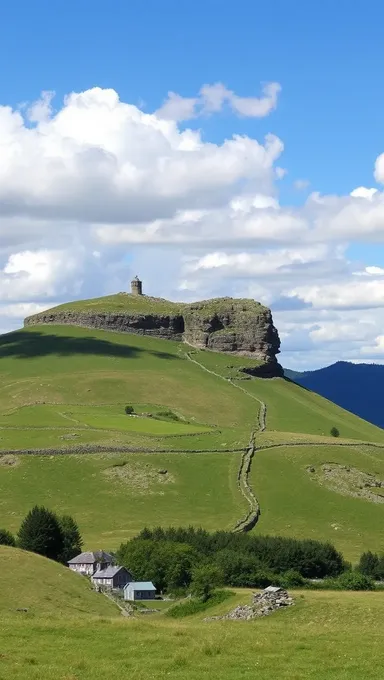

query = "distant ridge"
(285, 361), (384, 429)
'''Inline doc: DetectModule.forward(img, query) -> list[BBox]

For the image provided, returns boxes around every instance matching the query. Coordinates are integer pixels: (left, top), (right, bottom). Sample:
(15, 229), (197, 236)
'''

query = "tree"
(58, 515), (83, 563)
(0, 528), (16, 546)
(125, 405), (134, 415)
(330, 427), (340, 438)
(357, 551), (380, 578)
(18, 506), (64, 561)
(190, 565), (223, 601)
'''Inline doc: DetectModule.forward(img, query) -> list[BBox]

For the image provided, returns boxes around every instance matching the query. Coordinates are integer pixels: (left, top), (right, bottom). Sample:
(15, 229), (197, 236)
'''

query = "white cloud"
(294, 179), (310, 191)
(2, 84), (384, 370)
(286, 279), (384, 310)
(156, 81), (281, 122)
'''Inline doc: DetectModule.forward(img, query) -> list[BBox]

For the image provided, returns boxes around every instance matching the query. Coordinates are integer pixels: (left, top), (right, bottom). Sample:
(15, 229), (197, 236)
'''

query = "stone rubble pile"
(205, 587), (294, 622)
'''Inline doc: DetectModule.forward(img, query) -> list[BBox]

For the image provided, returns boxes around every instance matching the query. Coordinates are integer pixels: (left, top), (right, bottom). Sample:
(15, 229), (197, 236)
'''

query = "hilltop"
(285, 361), (384, 429)
(24, 292), (282, 373)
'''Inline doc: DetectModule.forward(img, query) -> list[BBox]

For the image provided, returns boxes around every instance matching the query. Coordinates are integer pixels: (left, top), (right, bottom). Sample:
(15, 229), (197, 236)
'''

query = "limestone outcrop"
(24, 294), (282, 373)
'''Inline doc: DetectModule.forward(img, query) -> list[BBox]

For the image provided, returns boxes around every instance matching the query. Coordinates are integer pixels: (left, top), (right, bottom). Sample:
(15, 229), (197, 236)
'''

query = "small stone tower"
(131, 275), (143, 296)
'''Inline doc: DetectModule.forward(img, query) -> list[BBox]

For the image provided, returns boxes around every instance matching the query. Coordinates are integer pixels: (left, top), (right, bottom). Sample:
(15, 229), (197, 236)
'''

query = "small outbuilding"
(92, 566), (133, 590)
(123, 581), (156, 601)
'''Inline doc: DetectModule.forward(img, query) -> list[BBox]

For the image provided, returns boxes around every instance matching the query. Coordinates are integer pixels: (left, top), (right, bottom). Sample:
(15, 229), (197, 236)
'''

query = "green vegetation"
(0, 545), (117, 618)
(0, 452), (244, 547)
(0, 528), (16, 546)
(166, 589), (231, 617)
(18, 506), (64, 560)
(251, 443), (384, 560)
(1, 590), (384, 678)
(331, 426), (340, 437)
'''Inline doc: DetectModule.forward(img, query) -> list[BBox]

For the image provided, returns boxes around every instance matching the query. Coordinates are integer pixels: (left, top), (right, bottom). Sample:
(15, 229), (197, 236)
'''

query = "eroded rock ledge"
(24, 294), (282, 373)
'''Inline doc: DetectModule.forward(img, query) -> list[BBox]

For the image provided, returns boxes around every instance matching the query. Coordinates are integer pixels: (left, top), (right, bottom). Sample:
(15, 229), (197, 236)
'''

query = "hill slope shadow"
(0, 330), (178, 362)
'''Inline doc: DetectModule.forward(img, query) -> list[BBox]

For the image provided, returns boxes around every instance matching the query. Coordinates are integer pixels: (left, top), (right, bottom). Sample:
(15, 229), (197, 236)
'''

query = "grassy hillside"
(251, 443), (384, 561)
(0, 323), (384, 557)
(1, 589), (384, 679)
(0, 452), (245, 548)
(0, 545), (117, 617)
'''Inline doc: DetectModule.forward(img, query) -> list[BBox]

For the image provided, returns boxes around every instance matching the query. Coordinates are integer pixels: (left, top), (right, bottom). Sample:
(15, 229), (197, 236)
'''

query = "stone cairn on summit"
(205, 586), (294, 622)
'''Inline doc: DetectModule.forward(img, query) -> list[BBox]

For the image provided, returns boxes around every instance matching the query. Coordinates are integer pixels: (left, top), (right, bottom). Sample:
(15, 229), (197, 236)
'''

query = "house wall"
(69, 564), (94, 576)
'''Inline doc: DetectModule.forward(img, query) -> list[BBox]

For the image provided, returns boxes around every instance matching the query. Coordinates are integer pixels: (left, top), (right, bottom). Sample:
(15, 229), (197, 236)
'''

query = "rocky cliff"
(24, 293), (282, 374)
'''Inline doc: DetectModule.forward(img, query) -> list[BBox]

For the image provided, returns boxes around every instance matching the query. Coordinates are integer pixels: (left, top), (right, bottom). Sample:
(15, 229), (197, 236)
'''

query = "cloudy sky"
(1, 0), (384, 370)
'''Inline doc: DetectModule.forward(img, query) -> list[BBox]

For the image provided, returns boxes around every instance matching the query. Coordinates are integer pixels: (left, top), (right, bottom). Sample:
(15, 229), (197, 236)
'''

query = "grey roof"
(264, 586), (282, 593)
(92, 565), (128, 579)
(68, 550), (114, 565)
(124, 581), (156, 591)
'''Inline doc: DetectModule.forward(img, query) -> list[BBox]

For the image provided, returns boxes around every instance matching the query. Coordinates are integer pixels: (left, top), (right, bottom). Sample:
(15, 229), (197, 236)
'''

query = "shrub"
(124, 405), (134, 415)
(331, 571), (375, 591)
(18, 506), (64, 561)
(357, 551), (380, 578)
(0, 528), (16, 547)
(279, 569), (307, 588)
(166, 590), (231, 618)
(155, 409), (179, 421)
(330, 426), (340, 438)
(190, 565), (223, 601)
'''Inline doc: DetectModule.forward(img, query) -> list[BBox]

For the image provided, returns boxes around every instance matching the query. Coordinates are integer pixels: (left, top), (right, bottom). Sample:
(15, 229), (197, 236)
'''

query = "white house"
(68, 550), (114, 576)
(124, 581), (156, 601)
(92, 566), (133, 590)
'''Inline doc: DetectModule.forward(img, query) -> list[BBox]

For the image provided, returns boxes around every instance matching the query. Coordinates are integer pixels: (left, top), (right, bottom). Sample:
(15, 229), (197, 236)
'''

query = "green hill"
(0, 545), (118, 617)
(0, 302), (383, 559)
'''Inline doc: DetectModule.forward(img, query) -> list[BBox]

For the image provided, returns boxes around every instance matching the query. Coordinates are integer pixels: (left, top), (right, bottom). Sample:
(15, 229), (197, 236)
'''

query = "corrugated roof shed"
(124, 581), (156, 590)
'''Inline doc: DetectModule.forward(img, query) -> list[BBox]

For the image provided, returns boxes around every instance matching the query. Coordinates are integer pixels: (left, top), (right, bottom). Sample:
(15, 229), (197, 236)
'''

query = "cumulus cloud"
(2, 84), (384, 369)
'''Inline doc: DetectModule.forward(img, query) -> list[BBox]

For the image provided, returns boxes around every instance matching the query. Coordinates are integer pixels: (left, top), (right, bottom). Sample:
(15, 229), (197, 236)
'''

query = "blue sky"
(1, 0), (384, 368)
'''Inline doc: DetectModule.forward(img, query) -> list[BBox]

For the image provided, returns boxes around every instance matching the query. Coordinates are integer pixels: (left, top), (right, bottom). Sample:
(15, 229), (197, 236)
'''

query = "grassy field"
(251, 443), (384, 561)
(0, 546), (116, 618)
(0, 452), (245, 548)
(0, 584), (384, 679)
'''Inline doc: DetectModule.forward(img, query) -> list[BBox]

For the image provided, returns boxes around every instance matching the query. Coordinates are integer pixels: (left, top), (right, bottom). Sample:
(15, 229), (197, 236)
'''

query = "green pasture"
(0, 452), (245, 548)
(0, 546), (116, 618)
(252, 443), (384, 561)
(0, 404), (211, 436)
(1, 578), (384, 679)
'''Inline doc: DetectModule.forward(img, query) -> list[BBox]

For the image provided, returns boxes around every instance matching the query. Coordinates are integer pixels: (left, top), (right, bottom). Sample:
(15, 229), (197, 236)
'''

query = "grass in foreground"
(0, 590), (384, 679)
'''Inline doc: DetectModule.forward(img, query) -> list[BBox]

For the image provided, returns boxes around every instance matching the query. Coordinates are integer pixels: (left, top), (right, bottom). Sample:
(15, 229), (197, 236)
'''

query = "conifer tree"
(18, 506), (64, 560)
(58, 515), (83, 563)
(0, 529), (16, 546)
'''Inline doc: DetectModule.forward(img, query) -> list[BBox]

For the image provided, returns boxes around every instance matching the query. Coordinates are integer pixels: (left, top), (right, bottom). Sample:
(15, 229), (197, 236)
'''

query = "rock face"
(24, 294), (281, 371)
(25, 311), (185, 341)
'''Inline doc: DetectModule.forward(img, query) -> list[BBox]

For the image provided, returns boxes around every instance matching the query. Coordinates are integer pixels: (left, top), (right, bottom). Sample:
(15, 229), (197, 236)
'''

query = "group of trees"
(117, 526), (347, 594)
(357, 551), (384, 580)
(0, 506), (83, 564)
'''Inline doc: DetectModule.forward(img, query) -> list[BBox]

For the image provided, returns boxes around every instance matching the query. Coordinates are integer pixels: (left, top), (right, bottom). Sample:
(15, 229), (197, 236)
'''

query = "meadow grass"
(0, 588), (383, 679)
(0, 404), (211, 435)
(251, 443), (384, 561)
(0, 452), (245, 548)
(0, 546), (116, 618)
